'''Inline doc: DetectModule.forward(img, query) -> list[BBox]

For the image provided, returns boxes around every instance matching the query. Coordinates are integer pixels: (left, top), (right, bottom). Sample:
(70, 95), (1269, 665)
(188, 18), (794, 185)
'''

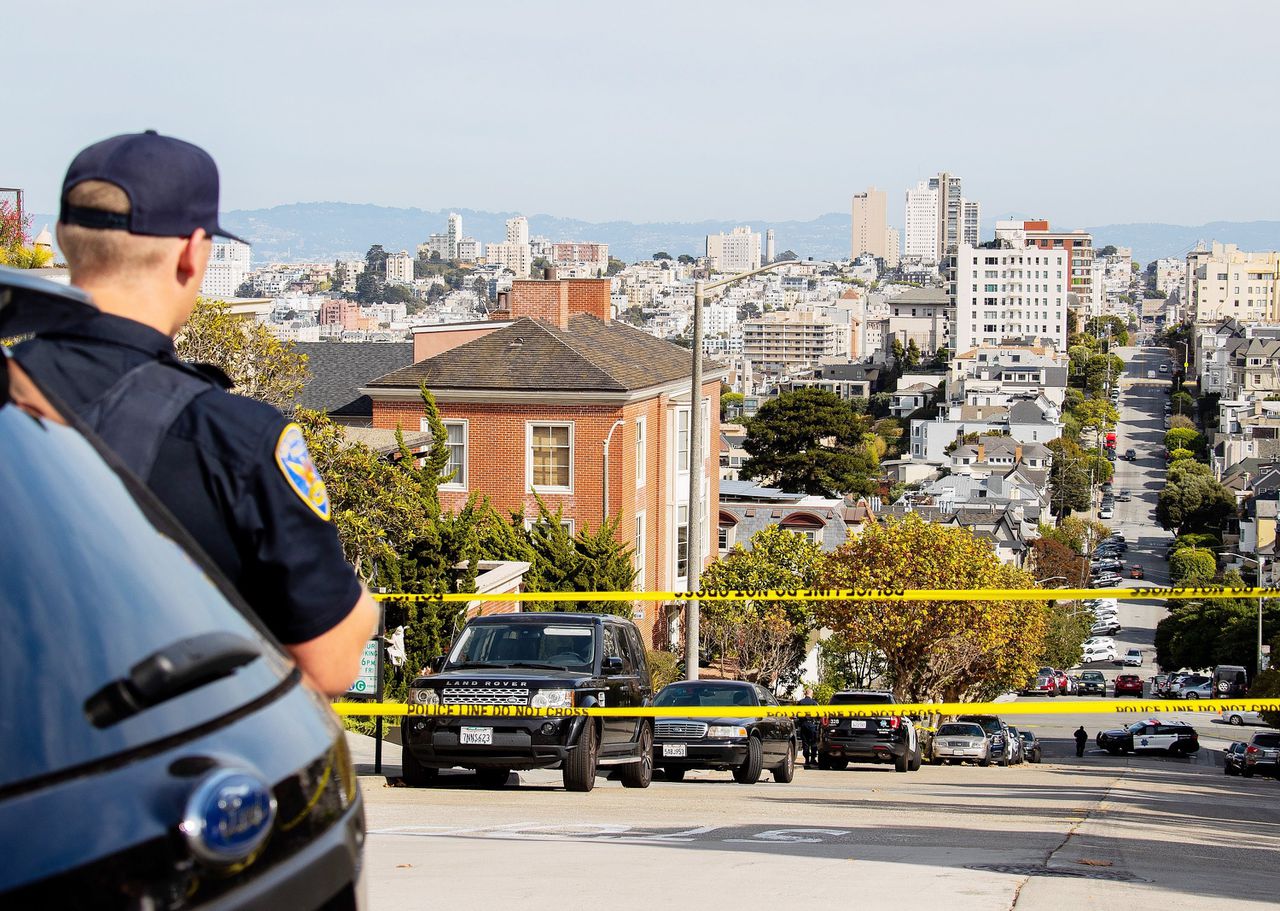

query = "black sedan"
(1224, 741), (1249, 776)
(651, 681), (797, 784)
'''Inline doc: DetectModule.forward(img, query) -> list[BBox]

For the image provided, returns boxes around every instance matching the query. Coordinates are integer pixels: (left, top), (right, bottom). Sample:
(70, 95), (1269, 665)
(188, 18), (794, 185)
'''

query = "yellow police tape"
(372, 586), (1280, 604)
(333, 698), (1280, 719)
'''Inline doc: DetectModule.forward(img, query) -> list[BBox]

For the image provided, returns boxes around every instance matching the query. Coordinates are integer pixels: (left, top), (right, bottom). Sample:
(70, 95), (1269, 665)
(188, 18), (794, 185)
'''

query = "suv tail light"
(821, 716), (830, 727)
(889, 716), (901, 730)
(1247, 745), (1259, 756)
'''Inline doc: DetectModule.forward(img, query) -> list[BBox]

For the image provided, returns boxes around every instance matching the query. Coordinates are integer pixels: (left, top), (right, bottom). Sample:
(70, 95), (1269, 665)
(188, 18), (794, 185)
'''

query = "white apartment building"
(485, 215), (533, 278)
(742, 310), (849, 369)
(704, 301), (739, 336)
(1187, 242), (1280, 324)
(851, 187), (888, 260)
(456, 238), (481, 262)
(962, 200), (981, 247)
(446, 212), (462, 260)
(904, 180), (939, 264)
(886, 286), (952, 354)
(200, 240), (251, 298)
(706, 226), (762, 273)
(385, 250), (414, 284)
(953, 242), (1069, 353)
(996, 220), (1095, 315)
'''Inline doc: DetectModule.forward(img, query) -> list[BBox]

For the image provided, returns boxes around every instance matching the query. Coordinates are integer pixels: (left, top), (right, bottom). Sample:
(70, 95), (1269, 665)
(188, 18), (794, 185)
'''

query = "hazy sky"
(9, 1), (1280, 228)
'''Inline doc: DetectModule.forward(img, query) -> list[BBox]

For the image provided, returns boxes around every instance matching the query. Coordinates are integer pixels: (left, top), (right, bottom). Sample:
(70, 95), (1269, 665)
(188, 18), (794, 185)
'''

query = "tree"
(1085, 315), (1130, 347)
(1029, 537), (1087, 587)
(1156, 588), (1280, 679)
(1157, 460), (1236, 535)
(1170, 548), (1216, 584)
(738, 300), (761, 321)
(740, 388), (879, 497)
(776, 250), (799, 262)
(819, 514), (1049, 704)
(677, 254), (695, 265)
(1038, 516), (1111, 555)
(1165, 427), (1205, 458)
(1171, 391), (1195, 416)
(1039, 605), (1092, 670)
(696, 525), (824, 688)
(1073, 398), (1119, 442)
(818, 631), (886, 691)
(1098, 245), (1118, 256)
(1047, 438), (1091, 516)
(175, 297), (309, 409)
(606, 257), (626, 275)
(652, 251), (672, 261)
(905, 338), (922, 369)
(1083, 354), (1126, 396)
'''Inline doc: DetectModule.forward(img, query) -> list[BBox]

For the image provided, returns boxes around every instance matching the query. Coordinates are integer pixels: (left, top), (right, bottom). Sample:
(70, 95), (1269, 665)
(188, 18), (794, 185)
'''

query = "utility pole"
(684, 257), (831, 680)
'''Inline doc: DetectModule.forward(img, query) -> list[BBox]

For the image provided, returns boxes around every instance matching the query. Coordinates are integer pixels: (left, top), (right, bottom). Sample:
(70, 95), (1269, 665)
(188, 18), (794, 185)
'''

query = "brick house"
(362, 276), (725, 645)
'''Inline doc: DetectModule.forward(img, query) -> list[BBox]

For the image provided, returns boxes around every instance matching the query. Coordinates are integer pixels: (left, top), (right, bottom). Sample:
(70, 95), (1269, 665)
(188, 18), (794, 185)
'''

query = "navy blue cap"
(59, 130), (248, 244)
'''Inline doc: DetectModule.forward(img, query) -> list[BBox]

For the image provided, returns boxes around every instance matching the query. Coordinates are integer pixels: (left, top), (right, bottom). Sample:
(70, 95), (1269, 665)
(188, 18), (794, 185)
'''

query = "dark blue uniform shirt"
(16, 312), (361, 644)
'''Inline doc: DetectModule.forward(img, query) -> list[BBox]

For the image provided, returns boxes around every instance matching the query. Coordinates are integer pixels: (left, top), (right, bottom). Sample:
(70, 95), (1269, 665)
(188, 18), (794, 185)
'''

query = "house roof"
(368, 315), (700, 393)
(294, 342), (415, 417)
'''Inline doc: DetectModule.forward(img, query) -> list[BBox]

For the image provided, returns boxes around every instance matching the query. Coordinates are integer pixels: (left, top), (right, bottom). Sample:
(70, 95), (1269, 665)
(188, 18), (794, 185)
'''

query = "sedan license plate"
(460, 726), (493, 745)
(662, 743), (687, 758)
(846, 720), (866, 729)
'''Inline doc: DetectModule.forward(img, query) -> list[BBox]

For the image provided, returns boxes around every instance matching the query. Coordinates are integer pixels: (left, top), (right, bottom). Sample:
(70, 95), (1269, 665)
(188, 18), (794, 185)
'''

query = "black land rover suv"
(817, 690), (920, 773)
(0, 269), (365, 909)
(402, 612), (653, 792)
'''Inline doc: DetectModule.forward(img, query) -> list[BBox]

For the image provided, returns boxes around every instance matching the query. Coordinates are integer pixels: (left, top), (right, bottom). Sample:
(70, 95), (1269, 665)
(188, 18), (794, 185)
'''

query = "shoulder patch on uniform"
(274, 422), (331, 520)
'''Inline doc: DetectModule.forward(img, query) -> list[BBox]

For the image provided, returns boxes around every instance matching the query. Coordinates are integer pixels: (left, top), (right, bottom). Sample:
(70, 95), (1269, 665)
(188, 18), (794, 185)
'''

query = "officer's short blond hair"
(58, 180), (175, 282)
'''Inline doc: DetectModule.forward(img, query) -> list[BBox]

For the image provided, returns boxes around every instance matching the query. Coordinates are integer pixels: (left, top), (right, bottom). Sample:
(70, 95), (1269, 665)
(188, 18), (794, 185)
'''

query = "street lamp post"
(1219, 551), (1269, 675)
(684, 258), (830, 679)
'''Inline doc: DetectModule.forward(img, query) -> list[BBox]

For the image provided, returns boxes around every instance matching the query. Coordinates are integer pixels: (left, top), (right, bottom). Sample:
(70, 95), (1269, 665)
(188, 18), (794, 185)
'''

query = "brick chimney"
(506, 275), (612, 329)
(976, 441), (986, 462)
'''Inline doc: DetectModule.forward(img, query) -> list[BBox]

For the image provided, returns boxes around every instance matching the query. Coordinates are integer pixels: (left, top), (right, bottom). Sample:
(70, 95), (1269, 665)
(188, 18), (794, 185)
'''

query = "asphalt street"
(352, 711), (1280, 911)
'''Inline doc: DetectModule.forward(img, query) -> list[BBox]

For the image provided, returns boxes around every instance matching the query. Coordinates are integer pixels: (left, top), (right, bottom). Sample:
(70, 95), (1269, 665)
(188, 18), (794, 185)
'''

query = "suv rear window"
(1254, 734), (1280, 748)
(0, 408), (290, 791)
(831, 692), (894, 704)
(958, 715), (1002, 735)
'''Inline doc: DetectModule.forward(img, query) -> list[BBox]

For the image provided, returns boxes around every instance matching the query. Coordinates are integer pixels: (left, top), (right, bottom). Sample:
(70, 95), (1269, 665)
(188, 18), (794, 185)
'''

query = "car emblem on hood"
(180, 768), (277, 866)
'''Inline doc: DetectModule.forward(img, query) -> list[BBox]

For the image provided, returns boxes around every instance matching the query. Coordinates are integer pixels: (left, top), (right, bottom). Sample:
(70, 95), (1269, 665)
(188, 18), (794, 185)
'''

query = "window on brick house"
(677, 409), (690, 472)
(528, 422), (573, 491)
(676, 504), (689, 580)
(420, 418), (467, 489)
(635, 416), (646, 488)
(634, 511), (646, 590)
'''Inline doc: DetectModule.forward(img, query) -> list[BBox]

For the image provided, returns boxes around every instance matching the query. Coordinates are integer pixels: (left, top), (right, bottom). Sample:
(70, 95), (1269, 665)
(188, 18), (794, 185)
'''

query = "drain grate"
(966, 863), (1143, 883)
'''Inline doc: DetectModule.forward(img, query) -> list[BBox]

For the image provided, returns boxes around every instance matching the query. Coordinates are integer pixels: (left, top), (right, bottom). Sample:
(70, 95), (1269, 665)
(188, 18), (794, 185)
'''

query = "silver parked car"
(931, 722), (991, 766)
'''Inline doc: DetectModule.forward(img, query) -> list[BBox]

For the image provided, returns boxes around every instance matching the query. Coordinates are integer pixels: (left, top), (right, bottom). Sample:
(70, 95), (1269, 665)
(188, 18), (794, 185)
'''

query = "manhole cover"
(966, 863), (1143, 883)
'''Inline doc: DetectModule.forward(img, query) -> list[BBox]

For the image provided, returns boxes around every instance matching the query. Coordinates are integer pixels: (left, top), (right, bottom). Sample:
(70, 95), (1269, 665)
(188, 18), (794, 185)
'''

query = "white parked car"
(1084, 637), (1116, 649)
(1123, 648), (1143, 667)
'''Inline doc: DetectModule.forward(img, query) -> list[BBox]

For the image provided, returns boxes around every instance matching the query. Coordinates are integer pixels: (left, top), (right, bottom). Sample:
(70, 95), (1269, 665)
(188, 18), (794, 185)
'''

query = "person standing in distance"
(797, 686), (819, 767)
(15, 131), (377, 695)
(1074, 725), (1089, 758)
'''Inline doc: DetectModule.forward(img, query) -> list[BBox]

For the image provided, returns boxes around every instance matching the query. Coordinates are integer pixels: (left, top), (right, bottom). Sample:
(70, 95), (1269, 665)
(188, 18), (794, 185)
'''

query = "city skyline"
(9, 1), (1280, 229)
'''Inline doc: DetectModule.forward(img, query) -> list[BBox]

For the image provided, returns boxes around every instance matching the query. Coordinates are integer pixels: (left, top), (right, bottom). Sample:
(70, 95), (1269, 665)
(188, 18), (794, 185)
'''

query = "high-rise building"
(765, 229), (776, 264)
(706, 226), (762, 273)
(485, 215), (533, 277)
(884, 227), (901, 269)
(953, 241), (1069, 352)
(962, 200), (981, 247)
(851, 187), (888, 260)
(904, 172), (974, 266)
(904, 180), (939, 264)
(200, 240), (251, 298)
(446, 212), (462, 261)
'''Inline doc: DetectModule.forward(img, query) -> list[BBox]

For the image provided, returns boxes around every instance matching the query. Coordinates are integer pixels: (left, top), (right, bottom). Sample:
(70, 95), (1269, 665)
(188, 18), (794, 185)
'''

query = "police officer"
(16, 131), (376, 695)
(797, 686), (819, 767)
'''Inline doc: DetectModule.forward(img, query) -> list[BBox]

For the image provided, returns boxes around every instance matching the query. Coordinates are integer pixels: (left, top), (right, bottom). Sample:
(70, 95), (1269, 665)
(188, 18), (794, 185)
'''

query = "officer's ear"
(177, 229), (213, 286)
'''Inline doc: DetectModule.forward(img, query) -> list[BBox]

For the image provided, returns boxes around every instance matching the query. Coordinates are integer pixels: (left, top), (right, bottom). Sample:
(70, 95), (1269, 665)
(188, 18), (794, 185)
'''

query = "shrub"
(647, 649), (681, 692)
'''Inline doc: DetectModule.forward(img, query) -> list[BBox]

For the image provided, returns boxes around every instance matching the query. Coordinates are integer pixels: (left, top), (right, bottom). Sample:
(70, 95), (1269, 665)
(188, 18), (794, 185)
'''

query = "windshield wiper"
(85, 632), (261, 728)
(502, 662), (576, 671)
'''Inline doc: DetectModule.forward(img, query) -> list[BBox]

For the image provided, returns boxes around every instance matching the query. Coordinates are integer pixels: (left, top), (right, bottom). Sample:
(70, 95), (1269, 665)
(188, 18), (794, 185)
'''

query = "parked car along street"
(650, 680), (796, 784)
(1097, 720), (1200, 756)
(931, 722), (991, 766)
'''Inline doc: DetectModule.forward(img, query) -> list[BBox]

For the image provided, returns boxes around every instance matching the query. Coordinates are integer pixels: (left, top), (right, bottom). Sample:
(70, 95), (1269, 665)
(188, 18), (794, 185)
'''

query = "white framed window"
(419, 418), (468, 490)
(677, 409), (690, 472)
(635, 416), (646, 488)
(634, 511), (646, 590)
(527, 422), (573, 492)
(676, 504), (689, 581)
